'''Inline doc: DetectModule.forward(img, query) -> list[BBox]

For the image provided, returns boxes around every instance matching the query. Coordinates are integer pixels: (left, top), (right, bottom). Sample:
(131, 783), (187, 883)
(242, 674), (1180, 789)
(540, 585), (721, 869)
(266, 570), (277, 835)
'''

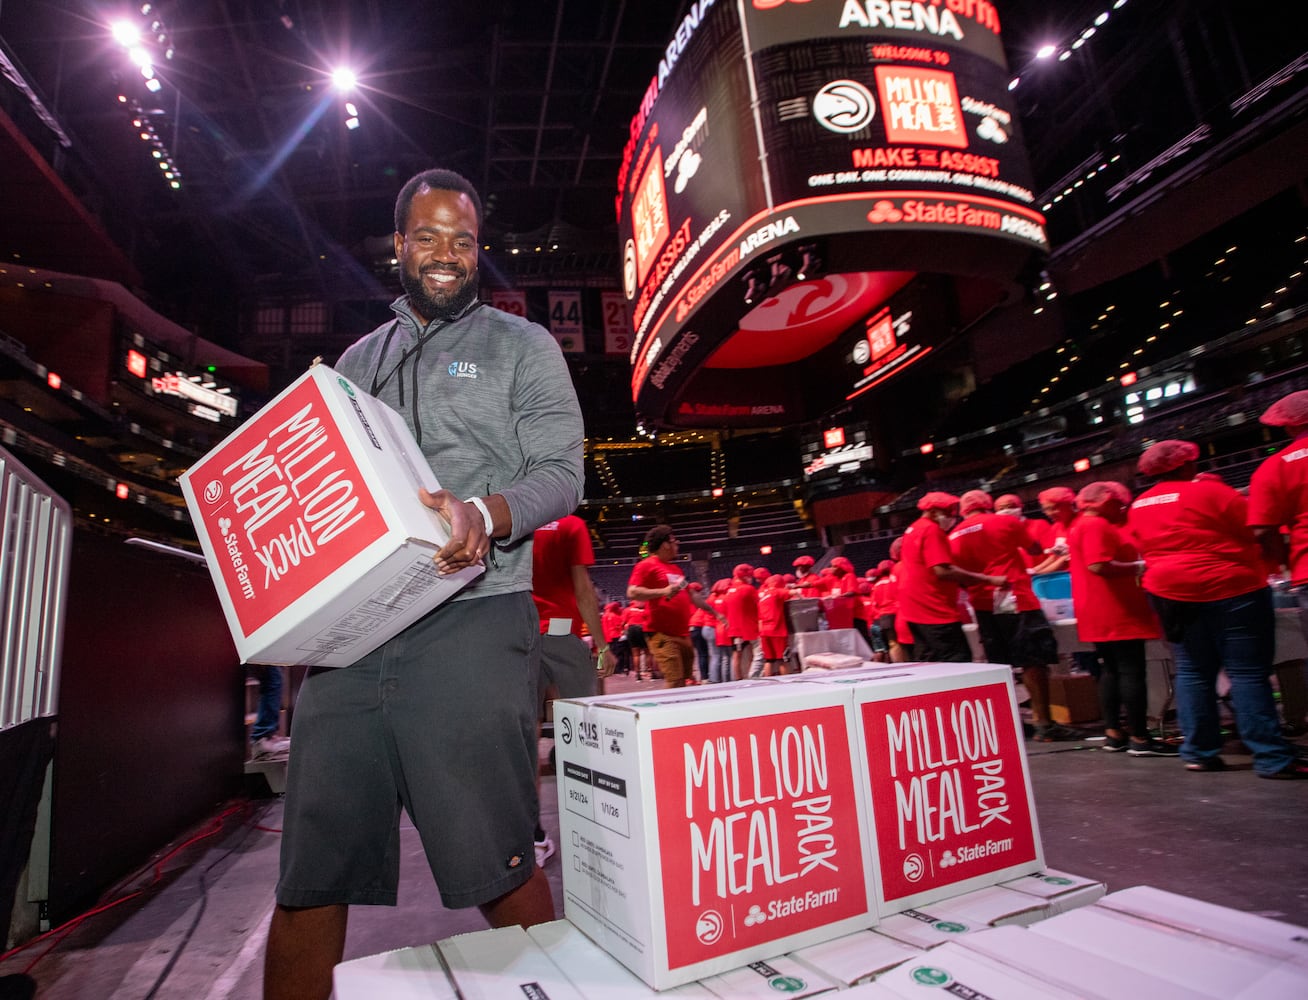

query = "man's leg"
(479, 867), (555, 928)
(264, 903), (347, 1000)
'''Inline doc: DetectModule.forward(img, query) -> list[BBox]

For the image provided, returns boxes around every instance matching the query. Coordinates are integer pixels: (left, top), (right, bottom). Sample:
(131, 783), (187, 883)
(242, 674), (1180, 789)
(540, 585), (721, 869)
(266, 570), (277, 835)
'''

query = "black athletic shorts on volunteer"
(906, 620), (972, 663)
(276, 591), (541, 910)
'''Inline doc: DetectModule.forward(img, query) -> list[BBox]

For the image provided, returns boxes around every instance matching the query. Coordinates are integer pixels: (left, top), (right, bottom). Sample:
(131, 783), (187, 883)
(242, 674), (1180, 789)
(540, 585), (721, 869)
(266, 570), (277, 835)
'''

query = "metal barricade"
(0, 445), (72, 731)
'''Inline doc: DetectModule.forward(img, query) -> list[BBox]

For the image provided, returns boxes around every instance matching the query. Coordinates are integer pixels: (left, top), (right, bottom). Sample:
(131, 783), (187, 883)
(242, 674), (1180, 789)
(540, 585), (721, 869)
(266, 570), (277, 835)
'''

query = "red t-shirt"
(601, 608), (625, 643)
(872, 574), (899, 617)
(949, 512), (1040, 612)
(531, 515), (593, 636)
(1128, 479), (1266, 602)
(689, 601), (716, 628)
(898, 516), (961, 625)
(1247, 435), (1308, 584)
(628, 556), (693, 635)
(710, 594), (732, 646)
(823, 593), (857, 630)
(724, 580), (761, 641)
(1031, 517), (1076, 553)
(1067, 516), (1160, 641)
(796, 572), (829, 597)
(758, 588), (788, 637)
(622, 602), (648, 630)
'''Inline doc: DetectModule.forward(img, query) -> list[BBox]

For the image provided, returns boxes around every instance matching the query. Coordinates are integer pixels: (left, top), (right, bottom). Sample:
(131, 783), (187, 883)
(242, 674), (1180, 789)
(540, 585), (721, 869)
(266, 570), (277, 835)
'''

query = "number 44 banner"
(548, 290), (584, 353)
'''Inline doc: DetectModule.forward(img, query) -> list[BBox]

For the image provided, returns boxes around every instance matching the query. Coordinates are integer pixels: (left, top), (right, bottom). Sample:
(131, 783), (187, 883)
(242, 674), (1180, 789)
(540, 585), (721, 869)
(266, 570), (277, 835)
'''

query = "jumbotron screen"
(617, 0), (1046, 428)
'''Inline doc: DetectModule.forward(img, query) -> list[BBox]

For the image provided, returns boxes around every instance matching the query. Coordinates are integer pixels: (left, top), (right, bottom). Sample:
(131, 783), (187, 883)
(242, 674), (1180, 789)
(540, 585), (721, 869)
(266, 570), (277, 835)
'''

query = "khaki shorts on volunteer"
(276, 591), (541, 910)
(647, 631), (694, 685)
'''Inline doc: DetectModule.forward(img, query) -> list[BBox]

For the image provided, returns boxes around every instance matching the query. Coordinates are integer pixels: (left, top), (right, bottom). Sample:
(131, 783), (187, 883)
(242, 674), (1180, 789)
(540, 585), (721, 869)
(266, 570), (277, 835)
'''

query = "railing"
(1, 446), (72, 730)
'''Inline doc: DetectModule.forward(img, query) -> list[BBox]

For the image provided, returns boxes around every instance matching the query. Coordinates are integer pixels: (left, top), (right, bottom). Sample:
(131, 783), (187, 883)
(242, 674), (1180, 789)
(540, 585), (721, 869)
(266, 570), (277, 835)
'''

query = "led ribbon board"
(617, 0), (1047, 427)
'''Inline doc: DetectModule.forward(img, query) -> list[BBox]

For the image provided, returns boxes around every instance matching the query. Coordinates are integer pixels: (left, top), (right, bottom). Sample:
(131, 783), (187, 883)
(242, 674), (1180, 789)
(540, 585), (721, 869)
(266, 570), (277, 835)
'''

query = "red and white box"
(179, 365), (481, 666)
(794, 663), (1044, 914)
(553, 683), (877, 990)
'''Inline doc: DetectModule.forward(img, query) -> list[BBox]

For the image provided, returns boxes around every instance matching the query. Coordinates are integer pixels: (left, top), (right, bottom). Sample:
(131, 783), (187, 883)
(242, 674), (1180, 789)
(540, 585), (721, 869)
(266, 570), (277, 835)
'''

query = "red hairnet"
(604, 601), (621, 612)
(711, 578), (730, 594)
(1038, 486), (1076, 507)
(917, 491), (960, 512)
(793, 555), (815, 568)
(765, 574), (785, 589)
(995, 493), (1023, 511)
(782, 573), (796, 584)
(959, 490), (994, 515)
(877, 559), (895, 577)
(688, 581), (703, 592)
(753, 566), (770, 581)
(1076, 481), (1132, 513)
(1261, 389), (1308, 427)
(1138, 439), (1199, 476)
(889, 536), (904, 560)
(733, 563), (753, 578)
(857, 581), (872, 596)
(831, 556), (854, 573)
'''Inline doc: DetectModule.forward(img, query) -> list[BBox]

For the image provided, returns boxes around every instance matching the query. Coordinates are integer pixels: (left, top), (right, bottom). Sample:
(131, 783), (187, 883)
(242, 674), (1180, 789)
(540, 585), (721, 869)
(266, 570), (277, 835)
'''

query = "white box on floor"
(799, 663), (1045, 914)
(787, 928), (922, 985)
(873, 885), (1047, 949)
(436, 925), (583, 1000)
(554, 682), (877, 990)
(180, 365), (481, 666)
(870, 940), (1081, 999)
(1032, 905), (1308, 999)
(332, 944), (457, 1000)
(1094, 885), (1308, 966)
(699, 954), (842, 998)
(955, 925), (1201, 1000)
(525, 921), (715, 999)
(998, 867), (1105, 915)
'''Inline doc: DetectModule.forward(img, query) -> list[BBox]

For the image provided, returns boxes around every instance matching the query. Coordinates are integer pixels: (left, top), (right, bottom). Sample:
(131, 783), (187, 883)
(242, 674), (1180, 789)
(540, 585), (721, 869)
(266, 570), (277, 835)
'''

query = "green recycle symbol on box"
(911, 966), (952, 986)
(768, 975), (807, 993)
(1042, 876), (1074, 885)
(932, 920), (968, 933)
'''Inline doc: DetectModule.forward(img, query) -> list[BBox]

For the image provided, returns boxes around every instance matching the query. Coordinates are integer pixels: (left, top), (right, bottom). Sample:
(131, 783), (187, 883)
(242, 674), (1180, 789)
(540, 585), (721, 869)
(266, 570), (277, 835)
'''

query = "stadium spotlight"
(919, 442), (935, 455)
(331, 67), (358, 92)
(1035, 44), (1056, 59)
(111, 21), (142, 47)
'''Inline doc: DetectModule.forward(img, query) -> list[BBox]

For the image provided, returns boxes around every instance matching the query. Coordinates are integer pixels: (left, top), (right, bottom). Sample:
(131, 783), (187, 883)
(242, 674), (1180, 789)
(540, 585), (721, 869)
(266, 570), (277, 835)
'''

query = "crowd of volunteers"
(585, 389), (1308, 781)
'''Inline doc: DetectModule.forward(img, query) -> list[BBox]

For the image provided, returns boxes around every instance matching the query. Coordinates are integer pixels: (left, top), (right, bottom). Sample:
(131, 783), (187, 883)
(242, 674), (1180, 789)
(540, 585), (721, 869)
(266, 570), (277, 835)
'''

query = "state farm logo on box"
(862, 683), (1037, 902)
(194, 377), (387, 636)
(651, 707), (867, 969)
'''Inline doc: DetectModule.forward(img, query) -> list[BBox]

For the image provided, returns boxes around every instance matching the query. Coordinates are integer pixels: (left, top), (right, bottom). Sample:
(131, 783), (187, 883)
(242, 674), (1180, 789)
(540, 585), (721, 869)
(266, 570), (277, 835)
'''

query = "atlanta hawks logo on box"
(651, 706), (867, 969)
(861, 682), (1037, 902)
(192, 376), (388, 635)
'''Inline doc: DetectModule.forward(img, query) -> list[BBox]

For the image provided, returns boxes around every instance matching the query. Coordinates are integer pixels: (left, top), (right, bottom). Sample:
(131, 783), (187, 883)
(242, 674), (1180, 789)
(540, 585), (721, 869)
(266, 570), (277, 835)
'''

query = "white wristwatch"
(465, 495), (494, 534)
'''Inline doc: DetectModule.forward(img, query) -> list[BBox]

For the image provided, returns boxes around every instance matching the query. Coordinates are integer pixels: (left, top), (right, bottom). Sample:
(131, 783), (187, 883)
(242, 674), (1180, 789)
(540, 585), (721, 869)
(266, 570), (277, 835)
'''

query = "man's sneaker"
(1127, 739), (1180, 757)
(534, 835), (556, 867)
(1260, 758), (1308, 780)
(251, 735), (290, 757)
(1032, 722), (1083, 743)
(1101, 735), (1129, 752)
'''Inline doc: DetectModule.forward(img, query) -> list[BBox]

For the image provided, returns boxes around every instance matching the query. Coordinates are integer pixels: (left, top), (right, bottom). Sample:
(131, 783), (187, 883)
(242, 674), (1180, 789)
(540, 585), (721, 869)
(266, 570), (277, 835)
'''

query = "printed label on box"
(650, 706), (868, 969)
(861, 682), (1037, 902)
(190, 376), (388, 635)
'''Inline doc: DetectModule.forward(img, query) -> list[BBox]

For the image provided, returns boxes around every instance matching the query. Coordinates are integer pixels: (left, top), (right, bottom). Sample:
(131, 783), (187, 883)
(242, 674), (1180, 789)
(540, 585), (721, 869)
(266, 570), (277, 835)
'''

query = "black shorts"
(625, 624), (648, 650)
(906, 620), (972, 663)
(277, 592), (541, 910)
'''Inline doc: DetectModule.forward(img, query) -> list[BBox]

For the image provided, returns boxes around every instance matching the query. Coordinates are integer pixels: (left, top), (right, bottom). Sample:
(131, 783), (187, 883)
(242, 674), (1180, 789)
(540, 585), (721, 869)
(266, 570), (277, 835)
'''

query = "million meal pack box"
(553, 681), (878, 990)
(776, 663), (1045, 916)
(179, 365), (481, 667)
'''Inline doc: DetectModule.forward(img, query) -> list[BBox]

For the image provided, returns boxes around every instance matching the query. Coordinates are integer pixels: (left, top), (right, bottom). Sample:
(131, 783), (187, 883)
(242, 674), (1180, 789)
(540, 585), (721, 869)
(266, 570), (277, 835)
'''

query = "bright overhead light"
(1036, 44), (1056, 59)
(110, 21), (142, 47)
(345, 102), (358, 116)
(1095, 12), (1110, 25)
(344, 116), (360, 130)
(331, 67), (358, 92)
(145, 77), (162, 92)
(1058, 50), (1072, 61)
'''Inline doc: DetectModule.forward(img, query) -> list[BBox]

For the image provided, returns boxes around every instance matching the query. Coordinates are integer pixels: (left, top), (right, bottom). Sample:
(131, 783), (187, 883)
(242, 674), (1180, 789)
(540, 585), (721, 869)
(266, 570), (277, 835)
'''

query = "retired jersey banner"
(489, 289), (527, 317)
(601, 290), (632, 357)
(548, 291), (585, 352)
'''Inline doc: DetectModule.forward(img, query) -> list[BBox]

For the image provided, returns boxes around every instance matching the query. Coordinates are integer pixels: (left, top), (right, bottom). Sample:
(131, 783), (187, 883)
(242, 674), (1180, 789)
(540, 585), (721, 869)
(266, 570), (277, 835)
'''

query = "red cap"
(917, 491), (960, 512)
(1261, 389), (1308, 427)
(959, 489), (994, 515)
(1138, 439), (1200, 476)
(793, 555), (815, 568)
(1037, 486), (1076, 507)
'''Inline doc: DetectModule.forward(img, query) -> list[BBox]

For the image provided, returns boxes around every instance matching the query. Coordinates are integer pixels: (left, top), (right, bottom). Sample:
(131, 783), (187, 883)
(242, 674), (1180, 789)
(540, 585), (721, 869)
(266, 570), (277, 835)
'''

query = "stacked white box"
(437, 925), (584, 1000)
(998, 867), (1105, 916)
(179, 365), (481, 666)
(872, 885), (1047, 950)
(787, 929), (923, 986)
(554, 682), (878, 990)
(332, 944), (456, 1000)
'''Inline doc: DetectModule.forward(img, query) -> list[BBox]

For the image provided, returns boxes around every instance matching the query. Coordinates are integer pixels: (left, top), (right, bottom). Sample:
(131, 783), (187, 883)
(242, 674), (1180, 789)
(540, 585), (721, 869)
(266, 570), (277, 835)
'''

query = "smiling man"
(264, 168), (585, 1000)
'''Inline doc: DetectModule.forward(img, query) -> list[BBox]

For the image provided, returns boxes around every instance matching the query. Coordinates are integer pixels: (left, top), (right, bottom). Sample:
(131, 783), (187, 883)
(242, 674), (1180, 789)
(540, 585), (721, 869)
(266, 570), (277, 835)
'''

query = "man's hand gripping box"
(553, 682), (878, 990)
(179, 365), (481, 666)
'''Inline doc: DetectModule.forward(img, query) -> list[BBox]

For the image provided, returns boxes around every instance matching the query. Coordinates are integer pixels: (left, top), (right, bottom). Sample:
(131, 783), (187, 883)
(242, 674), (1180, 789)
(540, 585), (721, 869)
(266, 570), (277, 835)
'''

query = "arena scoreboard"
(617, 0), (1046, 428)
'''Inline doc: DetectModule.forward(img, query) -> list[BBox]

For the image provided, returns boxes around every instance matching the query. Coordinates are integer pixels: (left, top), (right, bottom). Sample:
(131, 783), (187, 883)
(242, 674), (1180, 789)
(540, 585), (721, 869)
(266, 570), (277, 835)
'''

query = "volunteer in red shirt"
(824, 556), (859, 631)
(758, 574), (791, 676)
(1130, 440), (1303, 778)
(899, 492), (1006, 663)
(688, 582), (716, 684)
(532, 515), (615, 696)
(621, 600), (650, 680)
(870, 559), (901, 662)
(889, 536), (916, 659)
(793, 555), (828, 598)
(627, 526), (723, 688)
(1068, 482), (1173, 756)
(994, 493), (1024, 517)
(707, 579), (733, 683)
(724, 563), (761, 681)
(601, 601), (629, 675)
(950, 490), (1075, 741)
(1030, 486), (1078, 575)
(1248, 388), (1308, 734)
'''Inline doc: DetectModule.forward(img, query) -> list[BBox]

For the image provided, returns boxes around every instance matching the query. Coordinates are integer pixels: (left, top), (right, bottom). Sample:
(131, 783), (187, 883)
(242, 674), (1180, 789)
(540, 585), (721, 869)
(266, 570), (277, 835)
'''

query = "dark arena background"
(0, 0), (1306, 994)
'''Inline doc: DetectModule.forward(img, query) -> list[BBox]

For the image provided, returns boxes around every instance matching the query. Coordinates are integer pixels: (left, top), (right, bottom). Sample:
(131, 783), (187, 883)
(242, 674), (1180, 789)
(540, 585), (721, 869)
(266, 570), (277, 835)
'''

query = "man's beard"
(401, 266), (480, 323)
